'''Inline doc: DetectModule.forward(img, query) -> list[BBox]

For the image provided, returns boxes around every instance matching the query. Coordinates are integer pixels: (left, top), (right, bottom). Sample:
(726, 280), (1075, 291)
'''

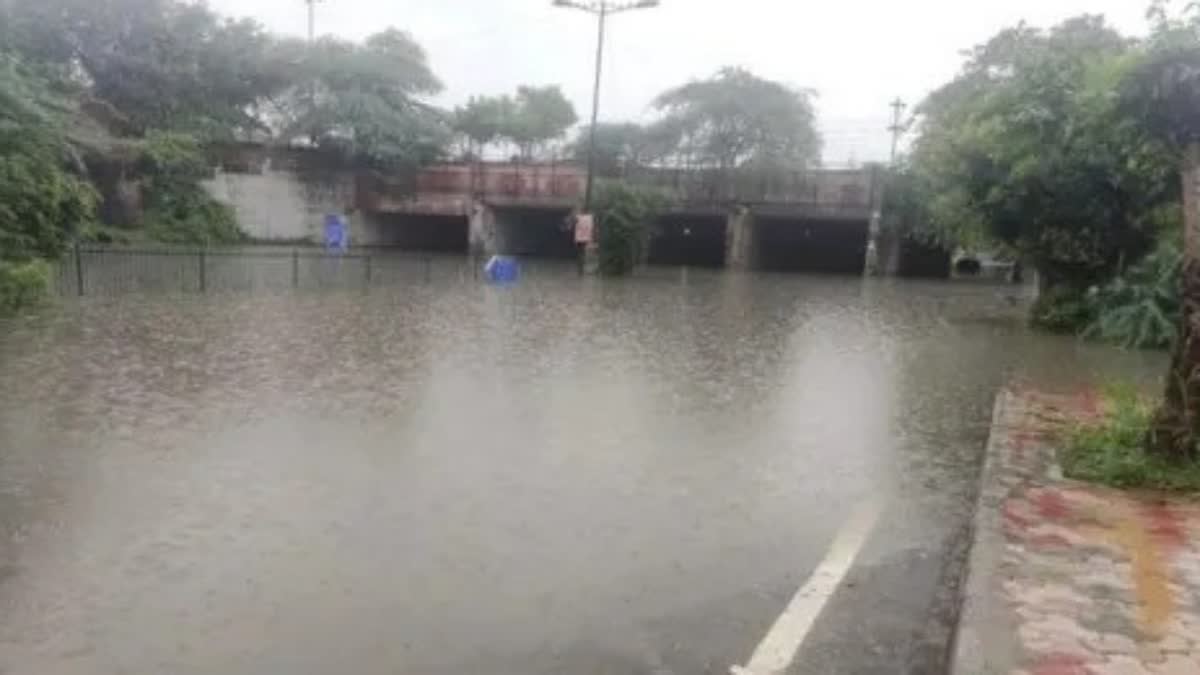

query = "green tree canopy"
(452, 95), (516, 158)
(652, 67), (821, 173)
(571, 122), (650, 177)
(6, 0), (286, 136)
(907, 16), (1179, 288)
(271, 29), (449, 169)
(0, 53), (96, 262)
(504, 85), (578, 160)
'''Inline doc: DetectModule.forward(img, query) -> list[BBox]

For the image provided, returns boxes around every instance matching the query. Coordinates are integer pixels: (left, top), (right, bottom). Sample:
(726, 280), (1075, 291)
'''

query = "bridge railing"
(624, 167), (878, 209)
(358, 161), (878, 214)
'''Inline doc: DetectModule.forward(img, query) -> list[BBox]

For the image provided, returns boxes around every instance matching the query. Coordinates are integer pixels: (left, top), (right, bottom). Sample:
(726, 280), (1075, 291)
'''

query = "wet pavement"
(0, 267), (1165, 674)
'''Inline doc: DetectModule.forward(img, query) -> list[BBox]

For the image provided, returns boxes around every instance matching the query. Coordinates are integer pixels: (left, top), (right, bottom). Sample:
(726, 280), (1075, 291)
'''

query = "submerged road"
(0, 268), (1161, 674)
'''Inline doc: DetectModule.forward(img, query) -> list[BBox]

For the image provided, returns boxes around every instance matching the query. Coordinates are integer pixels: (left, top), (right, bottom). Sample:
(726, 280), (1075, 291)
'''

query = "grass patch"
(1061, 384), (1200, 491)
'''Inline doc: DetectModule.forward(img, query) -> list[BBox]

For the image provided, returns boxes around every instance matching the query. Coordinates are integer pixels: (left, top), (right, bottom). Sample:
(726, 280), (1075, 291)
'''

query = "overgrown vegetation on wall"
(137, 133), (243, 245)
(0, 54), (97, 314)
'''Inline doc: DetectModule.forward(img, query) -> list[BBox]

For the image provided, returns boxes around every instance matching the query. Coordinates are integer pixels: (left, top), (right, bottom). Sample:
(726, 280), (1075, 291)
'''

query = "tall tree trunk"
(1148, 143), (1200, 461)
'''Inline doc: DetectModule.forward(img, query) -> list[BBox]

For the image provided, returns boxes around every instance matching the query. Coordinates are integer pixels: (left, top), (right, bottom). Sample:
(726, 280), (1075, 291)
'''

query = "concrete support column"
(468, 202), (499, 258)
(873, 224), (902, 277)
(725, 207), (756, 271)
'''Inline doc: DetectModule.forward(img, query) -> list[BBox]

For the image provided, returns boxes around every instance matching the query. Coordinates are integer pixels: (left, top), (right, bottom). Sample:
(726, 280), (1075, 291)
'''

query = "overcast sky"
(206, 0), (1152, 165)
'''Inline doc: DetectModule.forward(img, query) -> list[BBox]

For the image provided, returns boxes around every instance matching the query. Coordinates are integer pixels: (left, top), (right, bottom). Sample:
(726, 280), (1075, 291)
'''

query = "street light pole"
(585, 5), (607, 212)
(304, 0), (323, 42)
(553, 0), (660, 213)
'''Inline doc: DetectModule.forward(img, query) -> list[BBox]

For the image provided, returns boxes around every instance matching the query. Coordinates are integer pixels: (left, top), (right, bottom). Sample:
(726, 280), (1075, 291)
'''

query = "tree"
(908, 16), (1178, 298)
(652, 67), (821, 179)
(0, 51), (96, 313)
(0, 53), (96, 262)
(6, 0), (286, 137)
(452, 95), (515, 159)
(271, 29), (450, 169)
(503, 85), (577, 161)
(1125, 4), (1200, 460)
(571, 122), (648, 177)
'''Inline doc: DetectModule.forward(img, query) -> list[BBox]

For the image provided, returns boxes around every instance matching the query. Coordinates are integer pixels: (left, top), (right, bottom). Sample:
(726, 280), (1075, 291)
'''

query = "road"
(0, 269), (1161, 674)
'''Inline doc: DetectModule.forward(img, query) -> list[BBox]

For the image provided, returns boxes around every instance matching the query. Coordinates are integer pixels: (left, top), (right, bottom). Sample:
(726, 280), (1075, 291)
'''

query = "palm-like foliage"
(1083, 235), (1183, 349)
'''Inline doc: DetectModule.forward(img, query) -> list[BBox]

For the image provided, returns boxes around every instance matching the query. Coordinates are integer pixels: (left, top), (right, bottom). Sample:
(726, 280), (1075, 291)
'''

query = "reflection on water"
(0, 267), (1163, 674)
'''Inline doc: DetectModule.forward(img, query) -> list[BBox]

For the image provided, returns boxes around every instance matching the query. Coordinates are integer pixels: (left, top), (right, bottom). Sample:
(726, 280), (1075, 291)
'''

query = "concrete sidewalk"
(952, 389), (1200, 675)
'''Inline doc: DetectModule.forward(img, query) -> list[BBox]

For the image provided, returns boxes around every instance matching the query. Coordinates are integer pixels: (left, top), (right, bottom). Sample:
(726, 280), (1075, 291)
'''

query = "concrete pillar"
(725, 207), (756, 271)
(468, 201), (499, 257)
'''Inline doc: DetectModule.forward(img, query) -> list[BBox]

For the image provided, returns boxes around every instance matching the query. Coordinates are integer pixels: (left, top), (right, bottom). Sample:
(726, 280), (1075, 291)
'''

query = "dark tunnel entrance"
(896, 236), (951, 279)
(648, 214), (727, 268)
(497, 207), (576, 259)
(754, 217), (869, 275)
(372, 214), (469, 253)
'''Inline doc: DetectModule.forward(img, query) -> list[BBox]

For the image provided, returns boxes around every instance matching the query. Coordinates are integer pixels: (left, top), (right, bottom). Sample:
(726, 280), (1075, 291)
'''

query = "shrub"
(593, 182), (665, 276)
(0, 259), (52, 316)
(1062, 383), (1200, 491)
(138, 131), (246, 245)
(1081, 235), (1181, 349)
(0, 137), (97, 263)
(1031, 286), (1093, 333)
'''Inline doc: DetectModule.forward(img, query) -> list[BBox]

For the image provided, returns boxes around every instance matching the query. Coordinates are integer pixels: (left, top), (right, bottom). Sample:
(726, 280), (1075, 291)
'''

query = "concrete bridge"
(204, 145), (884, 275)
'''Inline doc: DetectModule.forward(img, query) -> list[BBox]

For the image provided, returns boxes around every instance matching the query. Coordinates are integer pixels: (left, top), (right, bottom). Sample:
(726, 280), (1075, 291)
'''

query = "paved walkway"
(953, 389), (1200, 675)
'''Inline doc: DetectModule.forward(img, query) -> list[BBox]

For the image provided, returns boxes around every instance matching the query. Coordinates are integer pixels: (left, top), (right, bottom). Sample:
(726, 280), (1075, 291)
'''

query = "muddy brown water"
(0, 265), (1163, 674)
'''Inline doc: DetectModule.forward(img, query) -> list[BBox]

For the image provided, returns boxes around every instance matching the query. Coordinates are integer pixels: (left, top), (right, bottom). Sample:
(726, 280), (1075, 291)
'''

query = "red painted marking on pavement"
(1031, 653), (1095, 675)
(1030, 532), (1072, 549)
(1033, 488), (1069, 522)
(1004, 501), (1033, 531)
(1144, 502), (1185, 550)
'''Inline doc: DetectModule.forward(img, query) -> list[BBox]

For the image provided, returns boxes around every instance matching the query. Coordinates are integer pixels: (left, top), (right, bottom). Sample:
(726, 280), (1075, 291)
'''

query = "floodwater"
(0, 265), (1163, 674)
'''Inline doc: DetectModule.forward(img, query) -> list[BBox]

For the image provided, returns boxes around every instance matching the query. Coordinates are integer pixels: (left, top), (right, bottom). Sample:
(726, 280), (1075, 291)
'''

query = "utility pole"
(552, 0), (660, 213)
(304, 0), (320, 42)
(888, 97), (907, 166)
(868, 98), (907, 278)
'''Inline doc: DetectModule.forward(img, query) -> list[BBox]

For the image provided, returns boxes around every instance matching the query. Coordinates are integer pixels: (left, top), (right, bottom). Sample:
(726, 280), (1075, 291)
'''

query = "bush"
(1062, 383), (1200, 491)
(593, 182), (665, 276)
(0, 137), (97, 263)
(138, 131), (246, 245)
(1031, 286), (1093, 333)
(1081, 235), (1181, 349)
(143, 189), (244, 245)
(0, 260), (52, 316)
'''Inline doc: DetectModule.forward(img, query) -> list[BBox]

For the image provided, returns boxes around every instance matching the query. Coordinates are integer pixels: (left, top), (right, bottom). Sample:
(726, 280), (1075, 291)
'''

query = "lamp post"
(553, 0), (660, 213)
(303, 0), (322, 42)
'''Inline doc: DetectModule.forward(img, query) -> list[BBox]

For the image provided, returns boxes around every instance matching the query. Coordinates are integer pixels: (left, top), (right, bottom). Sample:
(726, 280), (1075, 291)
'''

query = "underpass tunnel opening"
(495, 207), (576, 259)
(754, 217), (870, 275)
(648, 214), (727, 268)
(897, 236), (952, 279)
(370, 214), (469, 252)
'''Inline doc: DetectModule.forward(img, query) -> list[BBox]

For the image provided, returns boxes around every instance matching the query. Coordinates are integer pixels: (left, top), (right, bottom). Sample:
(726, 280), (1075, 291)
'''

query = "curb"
(948, 389), (1020, 674)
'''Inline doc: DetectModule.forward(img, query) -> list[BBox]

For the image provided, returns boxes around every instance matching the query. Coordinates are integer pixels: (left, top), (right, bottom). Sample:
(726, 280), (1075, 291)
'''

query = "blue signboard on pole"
(324, 213), (348, 252)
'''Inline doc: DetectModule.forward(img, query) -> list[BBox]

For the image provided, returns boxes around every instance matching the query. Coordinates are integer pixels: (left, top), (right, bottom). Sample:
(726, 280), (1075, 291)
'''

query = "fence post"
(198, 249), (207, 293)
(73, 242), (84, 296)
(364, 254), (373, 287)
(292, 248), (300, 289)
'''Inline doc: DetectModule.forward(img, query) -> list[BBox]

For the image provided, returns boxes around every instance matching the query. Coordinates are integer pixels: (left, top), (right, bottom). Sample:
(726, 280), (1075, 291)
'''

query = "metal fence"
(53, 245), (488, 297)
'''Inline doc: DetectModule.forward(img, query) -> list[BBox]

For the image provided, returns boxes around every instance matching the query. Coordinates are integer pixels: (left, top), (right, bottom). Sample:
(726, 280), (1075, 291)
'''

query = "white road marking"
(730, 498), (883, 675)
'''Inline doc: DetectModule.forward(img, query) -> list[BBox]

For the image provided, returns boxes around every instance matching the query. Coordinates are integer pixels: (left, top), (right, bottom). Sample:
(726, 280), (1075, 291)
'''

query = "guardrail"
(55, 245), (482, 296)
